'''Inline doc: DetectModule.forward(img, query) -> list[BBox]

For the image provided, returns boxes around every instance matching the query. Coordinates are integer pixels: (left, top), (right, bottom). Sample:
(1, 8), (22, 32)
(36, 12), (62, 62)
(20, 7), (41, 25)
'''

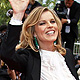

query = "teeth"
(46, 31), (54, 34)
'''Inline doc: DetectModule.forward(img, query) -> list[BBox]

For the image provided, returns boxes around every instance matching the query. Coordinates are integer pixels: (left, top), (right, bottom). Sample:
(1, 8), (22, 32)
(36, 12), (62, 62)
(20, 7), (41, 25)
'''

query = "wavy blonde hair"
(16, 6), (66, 55)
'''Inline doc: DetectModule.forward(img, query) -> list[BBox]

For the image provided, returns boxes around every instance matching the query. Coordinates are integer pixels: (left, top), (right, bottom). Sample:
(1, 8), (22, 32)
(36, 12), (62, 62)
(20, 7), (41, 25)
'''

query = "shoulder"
(16, 48), (38, 56)
(64, 48), (75, 67)
(64, 48), (79, 80)
(73, 1), (80, 7)
(64, 48), (75, 61)
(16, 48), (34, 55)
(16, 48), (40, 59)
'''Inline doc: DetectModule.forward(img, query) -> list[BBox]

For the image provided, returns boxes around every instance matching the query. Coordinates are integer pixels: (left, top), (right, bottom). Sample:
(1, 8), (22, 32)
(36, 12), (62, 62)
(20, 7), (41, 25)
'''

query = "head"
(16, 7), (66, 54)
(64, 0), (74, 8)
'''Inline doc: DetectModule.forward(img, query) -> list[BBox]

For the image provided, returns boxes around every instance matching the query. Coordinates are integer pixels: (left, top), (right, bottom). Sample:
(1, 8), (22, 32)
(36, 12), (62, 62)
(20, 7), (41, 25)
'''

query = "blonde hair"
(16, 6), (66, 55)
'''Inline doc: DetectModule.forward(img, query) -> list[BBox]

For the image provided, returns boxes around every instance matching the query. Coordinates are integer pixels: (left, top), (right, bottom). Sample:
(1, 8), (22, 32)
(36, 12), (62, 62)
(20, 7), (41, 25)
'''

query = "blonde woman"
(0, 0), (79, 80)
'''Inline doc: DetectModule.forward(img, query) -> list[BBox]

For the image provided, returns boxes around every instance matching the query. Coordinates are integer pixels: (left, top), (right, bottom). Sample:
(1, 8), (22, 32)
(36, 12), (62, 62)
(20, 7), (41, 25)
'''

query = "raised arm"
(9, 0), (29, 20)
(0, 0), (30, 73)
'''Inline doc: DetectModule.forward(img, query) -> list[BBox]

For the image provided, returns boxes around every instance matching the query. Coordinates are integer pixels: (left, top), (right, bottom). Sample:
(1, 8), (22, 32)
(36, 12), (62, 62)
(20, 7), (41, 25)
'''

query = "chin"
(49, 38), (57, 42)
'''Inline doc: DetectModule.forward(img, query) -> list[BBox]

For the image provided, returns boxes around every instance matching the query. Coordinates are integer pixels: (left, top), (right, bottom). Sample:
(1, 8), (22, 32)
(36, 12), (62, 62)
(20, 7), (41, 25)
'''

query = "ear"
(33, 32), (37, 37)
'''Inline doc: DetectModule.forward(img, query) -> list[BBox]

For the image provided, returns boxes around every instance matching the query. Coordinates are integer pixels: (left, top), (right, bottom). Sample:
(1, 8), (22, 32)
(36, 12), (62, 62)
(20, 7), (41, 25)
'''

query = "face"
(64, 0), (74, 8)
(34, 11), (58, 44)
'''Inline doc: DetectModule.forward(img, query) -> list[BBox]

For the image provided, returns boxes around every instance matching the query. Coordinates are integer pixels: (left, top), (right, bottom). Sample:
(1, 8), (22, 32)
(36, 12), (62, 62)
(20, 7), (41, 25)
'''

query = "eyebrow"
(39, 18), (55, 22)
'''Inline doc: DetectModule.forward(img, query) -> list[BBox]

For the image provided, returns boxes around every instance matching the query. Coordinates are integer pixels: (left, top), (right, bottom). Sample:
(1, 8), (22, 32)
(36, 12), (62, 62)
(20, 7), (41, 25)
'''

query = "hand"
(9, 0), (29, 20)
(61, 18), (67, 25)
(7, 66), (17, 80)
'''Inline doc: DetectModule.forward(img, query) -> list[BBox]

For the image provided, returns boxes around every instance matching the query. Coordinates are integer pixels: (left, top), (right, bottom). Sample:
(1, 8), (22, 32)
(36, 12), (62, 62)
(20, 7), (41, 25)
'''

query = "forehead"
(40, 11), (55, 20)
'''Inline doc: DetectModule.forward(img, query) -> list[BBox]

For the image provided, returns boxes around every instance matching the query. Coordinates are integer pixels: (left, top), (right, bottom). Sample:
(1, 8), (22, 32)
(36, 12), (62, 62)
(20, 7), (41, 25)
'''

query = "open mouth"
(46, 31), (55, 35)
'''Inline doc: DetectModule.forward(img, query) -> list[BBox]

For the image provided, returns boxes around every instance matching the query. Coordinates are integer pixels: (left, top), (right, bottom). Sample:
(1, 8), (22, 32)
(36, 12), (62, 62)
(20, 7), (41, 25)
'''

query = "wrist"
(13, 12), (24, 21)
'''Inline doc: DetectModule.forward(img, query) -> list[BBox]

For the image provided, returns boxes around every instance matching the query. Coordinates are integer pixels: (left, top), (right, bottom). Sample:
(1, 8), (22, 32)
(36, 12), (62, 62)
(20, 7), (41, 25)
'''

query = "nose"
(47, 22), (53, 28)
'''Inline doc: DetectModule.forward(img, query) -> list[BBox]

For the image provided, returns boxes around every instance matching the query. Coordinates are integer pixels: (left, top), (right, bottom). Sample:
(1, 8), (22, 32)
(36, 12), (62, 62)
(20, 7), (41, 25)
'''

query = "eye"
(50, 20), (55, 23)
(39, 22), (45, 25)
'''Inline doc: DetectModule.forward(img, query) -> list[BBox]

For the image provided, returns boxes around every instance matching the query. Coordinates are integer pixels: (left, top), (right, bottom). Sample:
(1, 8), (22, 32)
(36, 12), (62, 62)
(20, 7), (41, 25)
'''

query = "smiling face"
(34, 11), (58, 46)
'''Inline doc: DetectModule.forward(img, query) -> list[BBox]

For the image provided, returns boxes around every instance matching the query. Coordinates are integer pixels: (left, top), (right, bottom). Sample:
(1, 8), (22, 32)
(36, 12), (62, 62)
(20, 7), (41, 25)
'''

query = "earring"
(54, 41), (56, 45)
(34, 36), (39, 50)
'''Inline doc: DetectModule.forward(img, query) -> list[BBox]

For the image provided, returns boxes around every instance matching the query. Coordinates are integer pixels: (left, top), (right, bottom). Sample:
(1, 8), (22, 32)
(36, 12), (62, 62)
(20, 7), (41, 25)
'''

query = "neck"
(39, 41), (55, 51)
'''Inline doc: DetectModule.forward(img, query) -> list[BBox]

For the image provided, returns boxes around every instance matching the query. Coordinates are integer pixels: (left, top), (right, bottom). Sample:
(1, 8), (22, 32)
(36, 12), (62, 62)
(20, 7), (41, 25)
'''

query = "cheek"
(55, 26), (59, 36)
(34, 26), (44, 37)
(35, 25), (45, 33)
(55, 24), (58, 31)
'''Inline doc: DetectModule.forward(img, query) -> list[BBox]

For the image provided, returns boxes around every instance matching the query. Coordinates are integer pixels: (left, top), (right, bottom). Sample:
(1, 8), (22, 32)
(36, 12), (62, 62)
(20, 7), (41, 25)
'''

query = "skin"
(77, 60), (80, 65)
(9, 0), (29, 20)
(34, 11), (58, 51)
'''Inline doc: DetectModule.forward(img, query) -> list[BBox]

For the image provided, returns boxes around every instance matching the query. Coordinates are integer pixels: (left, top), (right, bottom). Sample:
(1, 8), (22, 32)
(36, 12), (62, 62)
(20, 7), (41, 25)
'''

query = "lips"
(46, 30), (55, 35)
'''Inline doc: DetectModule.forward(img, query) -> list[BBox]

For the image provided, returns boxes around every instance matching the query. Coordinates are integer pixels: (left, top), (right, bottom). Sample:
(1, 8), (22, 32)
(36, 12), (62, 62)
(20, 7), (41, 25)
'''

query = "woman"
(0, 0), (79, 80)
